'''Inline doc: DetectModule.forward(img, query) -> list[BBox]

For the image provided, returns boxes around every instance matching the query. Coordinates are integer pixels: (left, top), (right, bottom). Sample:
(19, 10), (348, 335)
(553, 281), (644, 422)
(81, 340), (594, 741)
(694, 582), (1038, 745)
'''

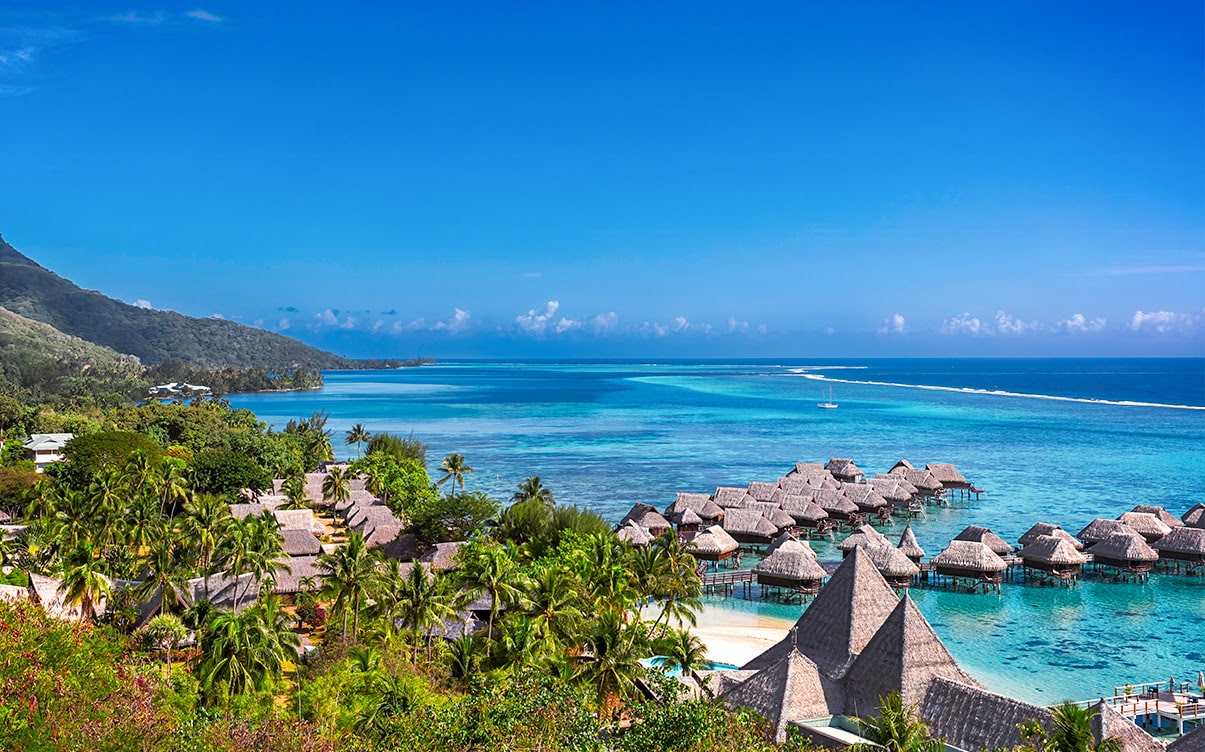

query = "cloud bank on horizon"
(1, 3), (1201, 357)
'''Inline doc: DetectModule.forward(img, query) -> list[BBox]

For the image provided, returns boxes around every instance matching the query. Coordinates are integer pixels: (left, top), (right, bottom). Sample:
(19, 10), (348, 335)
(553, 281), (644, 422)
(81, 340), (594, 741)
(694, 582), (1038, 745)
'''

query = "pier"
(1070, 679), (1205, 736)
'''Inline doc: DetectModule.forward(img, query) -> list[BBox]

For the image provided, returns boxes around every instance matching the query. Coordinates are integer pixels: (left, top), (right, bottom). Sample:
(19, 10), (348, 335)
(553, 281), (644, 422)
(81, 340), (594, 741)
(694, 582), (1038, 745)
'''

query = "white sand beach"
(689, 605), (795, 667)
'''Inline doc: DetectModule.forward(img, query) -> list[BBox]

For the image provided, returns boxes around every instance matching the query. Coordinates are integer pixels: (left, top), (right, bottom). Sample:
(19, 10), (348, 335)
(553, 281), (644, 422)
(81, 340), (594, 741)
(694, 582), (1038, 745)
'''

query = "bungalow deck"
(1069, 680), (1205, 736)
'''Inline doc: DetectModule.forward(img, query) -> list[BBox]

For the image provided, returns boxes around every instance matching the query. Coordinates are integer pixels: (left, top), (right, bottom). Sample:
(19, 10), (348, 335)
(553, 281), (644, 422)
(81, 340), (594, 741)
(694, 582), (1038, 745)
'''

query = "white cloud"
(208, 313), (225, 320)
(278, 317), (291, 330)
(515, 300), (560, 334)
(941, 313), (982, 336)
(186, 9), (223, 22)
(671, 315), (690, 333)
(1093, 264), (1205, 276)
(431, 308), (471, 333)
(1057, 313), (1106, 333)
(315, 308), (339, 326)
(1128, 310), (1197, 334)
(993, 311), (1035, 336)
(108, 11), (165, 24)
(554, 317), (581, 334)
(0, 47), (34, 67)
(520, 272), (542, 279)
(728, 317), (750, 333)
(134, 298), (153, 309)
(589, 312), (618, 333)
(878, 313), (907, 335)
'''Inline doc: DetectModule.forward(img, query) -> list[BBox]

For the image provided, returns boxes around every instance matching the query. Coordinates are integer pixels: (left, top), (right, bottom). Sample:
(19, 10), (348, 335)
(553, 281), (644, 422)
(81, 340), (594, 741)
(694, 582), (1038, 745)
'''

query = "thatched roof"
(890, 468), (943, 492)
(925, 463), (967, 484)
(678, 508), (704, 526)
(30, 573), (105, 621)
(1078, 518), (1129, 544)
(687, 525), (740, 556)
(1168, 721), (1205, 752)
(1116, 511), (1172, 539)
(667, 493), (725, 518)
(788, 462), (827, 476)
(1018, 522), (1085, 550)
(762, 507), (796, 529)
(754, 549), (828, 582)
(1018, 535), (1088, 566)
(861, 543), (921, 578)
(867, 477), (915, 503)
(1182, 503), (1205, 528)
(897, 526), (926, 560)
(636, 509), (673, 531)
(616, 522), (654, 547)
(1131, 505), (1183, 528)
(418, 542), (464, 571)
(376, 531), (421, 561)
(747, 481), (779, 502)
(777, 476), (809, 495)
(229, 503), (274, 520)
(1088, 532), (1158, 564)
(273, 556), (323, 594)
(890, 459), (915, 472)
(826, 458), (864, 479)
(1090, 701), (1166, 752)
(837, 524), (891, 552)
(953, 525), (1013, 556)
(932, 541), (1008, 573)
(273, 509), (327, 535)
(842, 484), (888, 510)
(713, 486), (751, 507)
(721, 509), (780, 538)
(842, 594), (983, 713)
(347, 505), (400, 532)
(1150, 526), (1205, 557)
(743, 547), (900, 675)
(921, 677), (1052, 752)
(780, 497), (828, 524)
(721, 650), (845, 743)
(186, 571), (256, 611)
(813, 488), (858, 515)
(765, 531), (814, 557)
(281, 528), (322, 556)
(619, 502), (658, 527)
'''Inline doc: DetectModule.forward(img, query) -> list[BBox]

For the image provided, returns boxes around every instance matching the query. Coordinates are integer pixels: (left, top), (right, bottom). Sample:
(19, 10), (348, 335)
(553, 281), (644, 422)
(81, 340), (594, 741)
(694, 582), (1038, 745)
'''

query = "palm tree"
(392, 564), (461, 661)
(521, 565), (582, 649)
(219, 513), (287, 609)
(196, 605), (299, 697)
(317, 532), (381, 640)
(135, 527), (192, 617)
(458, 542), (526, 655)
(1019, 703), (1120, 752)
(437, 453), (473, 501)
(280, 474), (309, 510)
(181, 493), (231, 600)
(662, 627), (708, 673)
(446, 635), (477, 683)
(346, 424), (371, 459)
(157, 461), (189, 516)
(574, 609), (648, 718)
(850, 692), (945, 752)
(57, 543), (112, 625)
(144, 613), (188, 683)
(321, 466), (351, 511)
(511, 476), (554, 507)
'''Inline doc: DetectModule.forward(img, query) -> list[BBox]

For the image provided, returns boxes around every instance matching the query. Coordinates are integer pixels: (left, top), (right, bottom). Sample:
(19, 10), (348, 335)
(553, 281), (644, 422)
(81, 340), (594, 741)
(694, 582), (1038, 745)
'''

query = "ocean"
(227, 358), (1205, 705)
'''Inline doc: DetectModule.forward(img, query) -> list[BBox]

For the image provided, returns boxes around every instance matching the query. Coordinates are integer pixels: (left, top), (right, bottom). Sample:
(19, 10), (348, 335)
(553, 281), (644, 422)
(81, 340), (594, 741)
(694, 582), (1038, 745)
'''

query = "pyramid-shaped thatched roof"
(678, 508), (704, 526)
(813, 488), (858, 515)
(1018, 535), (1087, 566)
(762, 506), (797, 529)
(777, 476), (809, 495)
(842, 483), (888, 510)
(932, 540), (1008, 573)
(1018, 522), (1085, 551)
(765, 531), (814, 557)
(1168, 721), (1205, 752)
(861, 543), (922, 579)
(868, 477), (915, 503)
(1117, 511), (1172, 540)
(893, 468), (943, 492)
(953, 525), (1013, 556)
(920, 677), (1052, 752)
(1089, 532), (1158, 564)
(925, 463), (967, 484)
(1079, 518), (1129, 543)
(841, 594), (983, 713)
(788, 461), (827, 476)
(753, 549), (828, 583)
(687, 525), (739, 556)
(743, 547), (899, 675)
(1091, 701), (1166, 752)
(667, 493), (724, 519)
(898, 525), (926, 560)
(721, 650), (846, 743)
(780, 496), (827, 523)
(1183, 503), (1205, 529)
(616, 522), (654, 546)
(1131, 505), (1183, 528)
(826, 458), (864, 479)
(890, 459), (915, 472)
(722, 509), (779, 538)
(837, 524), (891, 552)
(619, 502), (658, 527)
(1150, 526), (1205, 558)
(747, 481), (779, 502)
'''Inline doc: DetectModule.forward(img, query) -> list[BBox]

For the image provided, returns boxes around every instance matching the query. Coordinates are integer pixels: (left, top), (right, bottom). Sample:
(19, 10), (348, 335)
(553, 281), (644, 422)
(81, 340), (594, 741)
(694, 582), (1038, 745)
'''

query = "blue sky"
(1, 2), (1202, 358)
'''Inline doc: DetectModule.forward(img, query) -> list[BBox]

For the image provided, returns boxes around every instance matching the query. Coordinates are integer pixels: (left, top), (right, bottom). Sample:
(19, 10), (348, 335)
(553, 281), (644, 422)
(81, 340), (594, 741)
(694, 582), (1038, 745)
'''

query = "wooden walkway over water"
(1070, 680), (1205, 736)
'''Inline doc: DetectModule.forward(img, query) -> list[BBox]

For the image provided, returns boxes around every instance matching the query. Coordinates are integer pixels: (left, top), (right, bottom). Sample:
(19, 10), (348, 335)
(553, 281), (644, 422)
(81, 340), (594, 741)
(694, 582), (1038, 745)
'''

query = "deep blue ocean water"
(229, 358), (1205, 704)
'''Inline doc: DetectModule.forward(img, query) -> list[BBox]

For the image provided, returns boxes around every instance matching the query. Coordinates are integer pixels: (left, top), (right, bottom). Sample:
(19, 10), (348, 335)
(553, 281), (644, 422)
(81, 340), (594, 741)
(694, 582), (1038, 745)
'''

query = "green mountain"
(0, 234), (354, 369)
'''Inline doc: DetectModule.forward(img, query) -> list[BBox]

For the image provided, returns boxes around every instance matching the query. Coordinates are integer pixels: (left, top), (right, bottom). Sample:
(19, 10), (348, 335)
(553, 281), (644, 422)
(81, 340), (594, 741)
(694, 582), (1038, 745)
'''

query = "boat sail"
(817, 386), (838, 409)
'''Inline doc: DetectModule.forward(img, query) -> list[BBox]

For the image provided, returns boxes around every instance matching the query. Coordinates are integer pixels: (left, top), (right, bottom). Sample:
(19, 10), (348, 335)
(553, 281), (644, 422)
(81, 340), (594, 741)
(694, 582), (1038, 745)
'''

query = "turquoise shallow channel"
(228, 358), (1205, 706)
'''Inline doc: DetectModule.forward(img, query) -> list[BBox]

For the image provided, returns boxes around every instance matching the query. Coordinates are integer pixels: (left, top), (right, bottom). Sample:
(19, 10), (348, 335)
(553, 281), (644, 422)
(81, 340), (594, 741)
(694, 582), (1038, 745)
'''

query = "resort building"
(22, 433), (73, 473)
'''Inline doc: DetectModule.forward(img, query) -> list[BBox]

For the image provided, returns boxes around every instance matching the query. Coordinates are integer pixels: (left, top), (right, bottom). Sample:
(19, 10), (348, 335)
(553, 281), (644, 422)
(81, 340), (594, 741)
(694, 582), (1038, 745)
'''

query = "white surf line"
(793, 373), (1205, 411)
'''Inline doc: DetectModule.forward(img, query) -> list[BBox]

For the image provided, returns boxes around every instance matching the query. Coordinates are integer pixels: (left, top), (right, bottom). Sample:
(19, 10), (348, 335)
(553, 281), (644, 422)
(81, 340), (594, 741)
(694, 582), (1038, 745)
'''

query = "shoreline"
(689, 604), (795, 668)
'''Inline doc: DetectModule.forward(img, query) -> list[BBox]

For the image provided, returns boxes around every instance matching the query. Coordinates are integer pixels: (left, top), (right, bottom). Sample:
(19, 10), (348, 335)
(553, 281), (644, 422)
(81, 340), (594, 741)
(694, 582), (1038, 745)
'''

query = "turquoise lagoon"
(228, 359), (1205, 705)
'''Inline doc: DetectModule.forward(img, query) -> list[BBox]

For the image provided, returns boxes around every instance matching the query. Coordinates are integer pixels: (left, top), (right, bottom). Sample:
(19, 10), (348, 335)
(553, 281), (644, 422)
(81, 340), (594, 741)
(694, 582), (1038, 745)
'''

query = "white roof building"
(22, 433), (73, 473)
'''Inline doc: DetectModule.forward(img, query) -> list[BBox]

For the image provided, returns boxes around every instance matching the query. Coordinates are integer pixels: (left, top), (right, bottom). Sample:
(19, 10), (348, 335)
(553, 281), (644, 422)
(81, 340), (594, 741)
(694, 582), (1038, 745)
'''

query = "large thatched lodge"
(695, 548), (1170, 752)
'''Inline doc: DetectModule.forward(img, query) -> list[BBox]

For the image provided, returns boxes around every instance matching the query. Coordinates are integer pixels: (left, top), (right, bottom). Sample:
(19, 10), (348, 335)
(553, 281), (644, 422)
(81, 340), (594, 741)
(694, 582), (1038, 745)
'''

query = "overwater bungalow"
(762, 506), (797, 531)
(897, 525), (926, 562)
(889, 458), (915, 473)
(686, 525), (740, 562)
(826, 458), (865, 483)
(1018, 522), (1085, 550)
(1018, 535), (1088, 580)
(931, 540), (1008, 585)
(676, 508), (704, 533)
(1167, 722), (1205, 752)
(712, 486), (756, 509)
(837, 524), (891, 557)
(1183, 503), (1205, 528)
(813, 488), (862, 523)
(616, 522), (654, 547)
(1131, 504), (1184, 528)
(888, 467), (944, 497)
(777, 476), (809, 495)
(620, 503), (673, 536)
(1151, 526), (1205, 565)
(1079, 518), (1130, 545)
(747, 481), (779, 502)
(860, 543), (920, 588)
(953, 525), (1013, 557)
(841, 483), (890, 513)
(721, 509), (781, 544)
(665, 493), (724, 523)
(786, 461), (827, 476)
(779, 496), (831, 532)
(925, 462), (971, 490)
(1088, 532), (1159, 575)
(1116, 511), (1173, 543)
(764, 531), (815, 557)
(753, 549), (828, 594)
(868, 476), (920, 511)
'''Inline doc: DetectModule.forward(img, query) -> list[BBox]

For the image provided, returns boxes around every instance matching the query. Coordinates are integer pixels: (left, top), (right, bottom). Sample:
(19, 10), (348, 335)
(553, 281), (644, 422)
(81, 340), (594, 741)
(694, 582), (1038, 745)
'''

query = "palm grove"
(0, 397), (808, 751)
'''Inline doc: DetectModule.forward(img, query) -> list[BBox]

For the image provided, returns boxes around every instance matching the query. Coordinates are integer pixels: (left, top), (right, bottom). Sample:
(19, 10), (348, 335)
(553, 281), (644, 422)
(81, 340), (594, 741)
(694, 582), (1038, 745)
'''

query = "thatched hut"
(868, 477), (917, 505)
(1116, 511), (1172, 543)
(720, 650), (843, 743)
(861, 543), (921, 588)
(419, 542), (464, 571)
(779, 496), (830, 529)
(1131, 505), (1183, 528)
(889, 459), (915, 473)
(1090, 701), (1169, 752)
(764, 531), (815, 557)
(953, 525), (1013, 557)
(762, 506), (796, 531)
(896, 525), (926, 562)
(1088, 532), (1158, 574)
(616, 522), (654, 547)
(889, 468), (943, 496)
(753, 549), (828, 593)
(842, 483), (889, 512)
(1078, 518), (1129, 545)
(925, 463), (970, 489)
(1167, 722), (1205, 752)
(1183, 503), (1205, 529)
(665, 493), (724, 522)
(747, 481), (779, 502)
(1017, 522), (1085, 551)
(826, 458), (864, 483)
(618, 502), (657, 528)
(921, 678), (1054, 752)
(777, 476), (809, 495)
(837, 524), (891, 557)
(1018, 535), (1088, 579)
(687, 525), (740, 562)
(786, 461), (827, 476)
(721, 509), (781, 544)
(813, 489), (861, 521)
(677, 508), (704, 532)
(273, 556), (323, 595)
(281, 528), (322, 557)
(1150, 526), (1205, 564)
(931, 541), (1008, 584)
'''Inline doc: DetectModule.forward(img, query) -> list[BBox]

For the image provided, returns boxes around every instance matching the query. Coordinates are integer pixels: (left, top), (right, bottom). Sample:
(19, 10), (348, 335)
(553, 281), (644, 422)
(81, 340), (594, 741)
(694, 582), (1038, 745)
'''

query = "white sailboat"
(817, 386), (838, 409)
